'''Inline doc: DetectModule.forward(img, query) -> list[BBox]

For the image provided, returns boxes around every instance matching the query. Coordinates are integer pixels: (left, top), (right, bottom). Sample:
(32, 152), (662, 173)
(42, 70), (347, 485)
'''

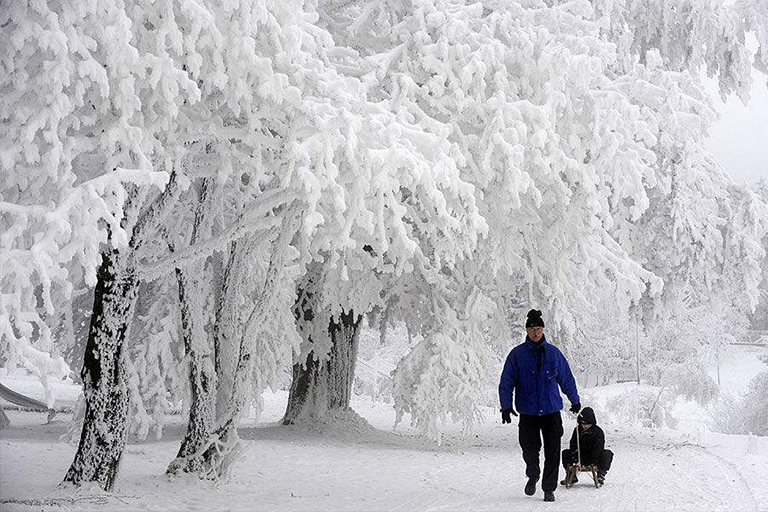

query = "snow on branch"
(140, 189), (298, 280)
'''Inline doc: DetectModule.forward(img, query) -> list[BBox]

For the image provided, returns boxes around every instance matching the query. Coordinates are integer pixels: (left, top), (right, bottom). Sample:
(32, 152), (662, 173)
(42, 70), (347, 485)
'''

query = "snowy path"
(2, 394), (767, 512)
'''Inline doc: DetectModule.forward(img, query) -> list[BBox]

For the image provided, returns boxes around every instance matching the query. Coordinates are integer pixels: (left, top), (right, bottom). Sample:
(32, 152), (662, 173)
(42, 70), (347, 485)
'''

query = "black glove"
(501, 408), (517, 423)
(569, 402), (581, 414)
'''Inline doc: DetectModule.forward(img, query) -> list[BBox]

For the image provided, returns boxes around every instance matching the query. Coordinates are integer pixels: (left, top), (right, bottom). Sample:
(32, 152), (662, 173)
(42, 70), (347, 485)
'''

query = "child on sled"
(561, 407), (613, 486)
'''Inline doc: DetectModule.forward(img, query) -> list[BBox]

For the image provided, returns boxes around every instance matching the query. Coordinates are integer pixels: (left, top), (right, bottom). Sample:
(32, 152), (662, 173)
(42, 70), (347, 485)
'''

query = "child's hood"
(577, 406), (597, 425)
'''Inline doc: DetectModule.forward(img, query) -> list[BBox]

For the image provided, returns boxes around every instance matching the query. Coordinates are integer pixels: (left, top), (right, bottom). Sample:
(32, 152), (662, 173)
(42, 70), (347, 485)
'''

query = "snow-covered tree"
(0, 0), (171, 406)
(106, 0), (362, 480)
(575, 0), (768, 394)
(313, 0), (666, 433)
(3, 0), (766, 483)
(312, 0), (768, 435)
(549, 0), (764, 99)
(1, 0), (207, 490)
(280, 70), (487, 424)
(123, 0), (484, 475)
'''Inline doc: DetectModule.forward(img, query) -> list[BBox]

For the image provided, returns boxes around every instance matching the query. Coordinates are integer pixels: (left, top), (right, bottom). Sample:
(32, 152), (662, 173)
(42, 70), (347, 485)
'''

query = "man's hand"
(569, 402), (581, 414)
(501, 408), (517, 423)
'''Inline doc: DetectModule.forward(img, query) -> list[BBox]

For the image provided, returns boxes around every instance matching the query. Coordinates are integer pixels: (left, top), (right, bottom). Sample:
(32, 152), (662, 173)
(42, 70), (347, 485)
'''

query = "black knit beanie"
(577, 407), (597, 425)
(525, 309), (545, 328)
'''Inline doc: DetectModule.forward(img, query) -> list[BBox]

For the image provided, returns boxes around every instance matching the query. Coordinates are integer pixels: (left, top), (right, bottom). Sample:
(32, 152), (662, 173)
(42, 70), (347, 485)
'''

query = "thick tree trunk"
(62, 249), (137, 491)
(283, 309), (362, 424)
(63, 172), (180, 491)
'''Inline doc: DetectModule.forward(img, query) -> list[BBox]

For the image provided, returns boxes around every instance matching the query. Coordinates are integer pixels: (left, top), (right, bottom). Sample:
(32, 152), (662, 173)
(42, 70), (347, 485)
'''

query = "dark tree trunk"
(63, 173), (180, 491)
(283, 309), (362, 424)
(63, 249), (137, 491)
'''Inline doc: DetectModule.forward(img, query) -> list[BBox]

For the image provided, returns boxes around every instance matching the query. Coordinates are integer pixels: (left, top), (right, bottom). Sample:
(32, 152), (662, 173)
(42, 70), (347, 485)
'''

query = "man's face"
(580, 422), (593, 430)
(526, 326), (544, 342)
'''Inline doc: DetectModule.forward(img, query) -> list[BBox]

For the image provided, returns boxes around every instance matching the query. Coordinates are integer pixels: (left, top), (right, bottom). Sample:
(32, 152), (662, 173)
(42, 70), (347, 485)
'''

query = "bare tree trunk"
(62, 249), (136, 491)
(283, 309), (362, 424)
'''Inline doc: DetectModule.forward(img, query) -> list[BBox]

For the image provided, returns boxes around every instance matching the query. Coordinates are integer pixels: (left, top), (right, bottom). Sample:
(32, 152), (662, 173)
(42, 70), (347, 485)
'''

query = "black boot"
(597, 472), (606, 486)
(560, 475), (577, 485)
(524, 478), (537, 496)
(544, 491), (555, 502)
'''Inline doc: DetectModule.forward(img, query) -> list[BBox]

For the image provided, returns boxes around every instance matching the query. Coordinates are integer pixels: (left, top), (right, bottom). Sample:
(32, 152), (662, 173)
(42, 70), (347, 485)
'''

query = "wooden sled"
(563, 463), (600, 488)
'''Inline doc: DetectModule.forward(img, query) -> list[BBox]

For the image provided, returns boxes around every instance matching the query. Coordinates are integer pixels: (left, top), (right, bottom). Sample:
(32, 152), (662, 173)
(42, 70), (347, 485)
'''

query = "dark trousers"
(561, 448), (614, 474)
(518, 412), (563, 493)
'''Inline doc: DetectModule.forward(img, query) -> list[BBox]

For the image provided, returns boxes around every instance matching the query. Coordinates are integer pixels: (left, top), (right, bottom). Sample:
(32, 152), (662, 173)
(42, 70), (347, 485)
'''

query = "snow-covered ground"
(2, 347), (767, 511)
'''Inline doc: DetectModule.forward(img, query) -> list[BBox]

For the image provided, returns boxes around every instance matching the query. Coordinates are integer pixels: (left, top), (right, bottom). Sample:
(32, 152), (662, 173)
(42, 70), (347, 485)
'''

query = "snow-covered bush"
(708, 393), (750, 436)
(743, 371), (768, 436)
(601, 387), (678, 429)
(392, 327), (494, 442)
(709, 370), (768, 436)
(645, 357), (719, 407)
(641, 294), (739, 406)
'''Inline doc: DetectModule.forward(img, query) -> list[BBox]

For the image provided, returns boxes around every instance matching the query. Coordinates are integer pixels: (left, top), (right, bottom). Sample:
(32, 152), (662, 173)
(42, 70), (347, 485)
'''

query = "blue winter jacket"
(498, 335), (579, 416)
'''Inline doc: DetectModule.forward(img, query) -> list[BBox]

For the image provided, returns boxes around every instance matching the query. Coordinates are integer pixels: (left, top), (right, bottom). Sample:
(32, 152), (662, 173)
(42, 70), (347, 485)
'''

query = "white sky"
(705, 67), (768, 186)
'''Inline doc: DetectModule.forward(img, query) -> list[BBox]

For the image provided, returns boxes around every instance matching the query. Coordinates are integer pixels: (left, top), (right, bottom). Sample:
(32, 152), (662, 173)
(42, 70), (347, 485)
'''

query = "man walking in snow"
(498, 309), (580, 502)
